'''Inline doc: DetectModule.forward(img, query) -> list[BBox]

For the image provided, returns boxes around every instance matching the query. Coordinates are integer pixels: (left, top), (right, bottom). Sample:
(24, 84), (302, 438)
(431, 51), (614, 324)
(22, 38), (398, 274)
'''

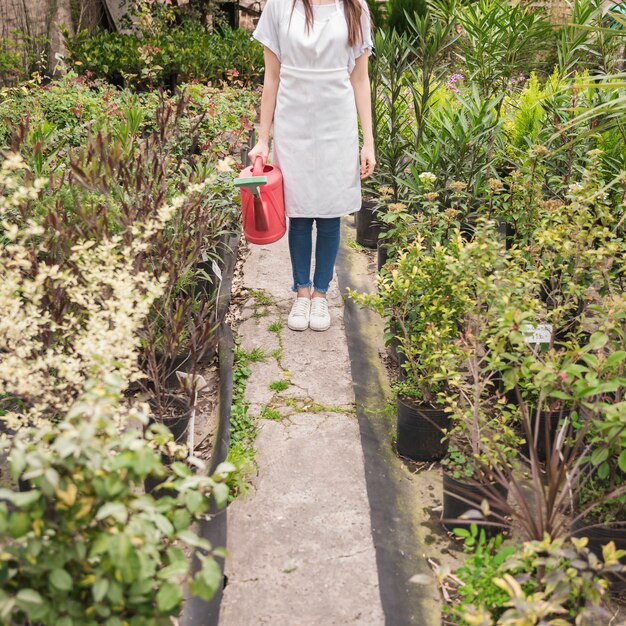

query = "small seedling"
(250, 289), (274, 307)
(260, 406), (283, 421)
(246, 347), (268, 363)
(269, 379), (289, 392)
(271, 347), (283, 362)
(268, 320), (283, 333)
(345, 236), (366, 252)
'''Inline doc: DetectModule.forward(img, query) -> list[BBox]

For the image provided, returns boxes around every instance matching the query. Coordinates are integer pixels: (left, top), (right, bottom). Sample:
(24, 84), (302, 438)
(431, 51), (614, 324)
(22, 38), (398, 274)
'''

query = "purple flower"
(447, 73), (465, 93)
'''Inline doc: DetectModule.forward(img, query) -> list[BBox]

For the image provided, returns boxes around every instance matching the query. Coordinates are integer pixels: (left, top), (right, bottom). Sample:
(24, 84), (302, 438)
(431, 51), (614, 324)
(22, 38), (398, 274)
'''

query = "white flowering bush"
(0, 149), (222, 423)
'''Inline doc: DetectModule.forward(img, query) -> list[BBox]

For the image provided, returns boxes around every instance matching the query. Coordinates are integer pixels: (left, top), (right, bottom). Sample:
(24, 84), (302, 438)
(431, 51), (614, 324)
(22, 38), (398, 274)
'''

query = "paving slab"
(220, 229), (384, 625)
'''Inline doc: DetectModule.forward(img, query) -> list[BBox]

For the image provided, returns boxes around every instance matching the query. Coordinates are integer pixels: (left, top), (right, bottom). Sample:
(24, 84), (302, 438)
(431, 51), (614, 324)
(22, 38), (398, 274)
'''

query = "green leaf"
(590, 447), (609, 466)
(57, 617), (73, 626)
(176, 529), (212, 550)
(587, 331), (609, 351)
(93, 578), (109, 603)
(618, 450), (626, 473)
(189, 559), (221, 601)
(156, 582), (182, 612)
(212, 483), (229, 509)
(107, 580), (123, 604)
(157, 560), (189, 581)
(50, 568), (73, 592)
(95, 502), (128, 524)
(0, 488), (41, 508)
(8, 512), (31, 538)
(604, 351), (626, 370)
(16, 588), (44, 609)
(598, 461), (610, 480)
(172, 508), (191, 531)
(153, 514), (174, 536)
(184, 490), (205, 514)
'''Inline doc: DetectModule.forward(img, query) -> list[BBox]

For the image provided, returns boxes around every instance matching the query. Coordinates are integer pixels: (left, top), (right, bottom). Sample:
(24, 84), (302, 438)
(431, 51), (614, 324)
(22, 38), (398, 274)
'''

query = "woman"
(249, 0), (375, 332)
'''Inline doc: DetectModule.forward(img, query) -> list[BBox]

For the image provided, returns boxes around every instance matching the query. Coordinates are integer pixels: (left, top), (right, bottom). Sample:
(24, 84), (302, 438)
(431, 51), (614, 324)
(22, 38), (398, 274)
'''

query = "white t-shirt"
(253, 0), (373, 73)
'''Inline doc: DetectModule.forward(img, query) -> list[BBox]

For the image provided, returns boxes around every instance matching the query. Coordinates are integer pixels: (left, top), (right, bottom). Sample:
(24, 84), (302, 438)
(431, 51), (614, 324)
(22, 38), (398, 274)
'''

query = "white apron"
(272, 0), (361, 218)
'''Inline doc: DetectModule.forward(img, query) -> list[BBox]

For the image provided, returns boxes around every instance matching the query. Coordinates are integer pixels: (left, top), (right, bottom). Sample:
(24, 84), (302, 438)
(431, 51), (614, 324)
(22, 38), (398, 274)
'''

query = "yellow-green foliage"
(506, 72), (547, 149)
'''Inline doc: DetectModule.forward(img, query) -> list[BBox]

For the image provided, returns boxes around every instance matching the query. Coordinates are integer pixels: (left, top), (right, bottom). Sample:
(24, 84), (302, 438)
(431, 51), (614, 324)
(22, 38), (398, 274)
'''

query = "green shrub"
(450, 535), (626, 625)
(0, 74), (258, 171)
(0, 378), (233, 625)
(64, 25), (264, 89)
(0, 33), (47, 88)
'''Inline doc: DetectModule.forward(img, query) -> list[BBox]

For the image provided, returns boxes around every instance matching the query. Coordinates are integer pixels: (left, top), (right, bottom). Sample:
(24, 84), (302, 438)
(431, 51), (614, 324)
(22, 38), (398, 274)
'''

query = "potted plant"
(446, 531), (626, 625)
(568, 307), (626, 559)
(459, 304), (626, 545)
(350, 229), (469, 462)
(438, 221), (537, 534)
(379, 172), (464, 274)
(0, 378), (233, 625)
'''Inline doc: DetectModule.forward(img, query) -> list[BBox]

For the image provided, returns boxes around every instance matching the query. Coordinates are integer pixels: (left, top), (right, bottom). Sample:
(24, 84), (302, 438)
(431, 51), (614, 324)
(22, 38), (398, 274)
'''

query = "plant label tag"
(523, 323), (553, 344)
(212, 260), (222, 282)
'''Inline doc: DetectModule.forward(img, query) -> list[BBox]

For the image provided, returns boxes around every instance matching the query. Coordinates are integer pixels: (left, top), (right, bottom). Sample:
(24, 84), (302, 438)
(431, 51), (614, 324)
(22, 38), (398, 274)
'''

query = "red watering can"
(235, 156), (286, 245)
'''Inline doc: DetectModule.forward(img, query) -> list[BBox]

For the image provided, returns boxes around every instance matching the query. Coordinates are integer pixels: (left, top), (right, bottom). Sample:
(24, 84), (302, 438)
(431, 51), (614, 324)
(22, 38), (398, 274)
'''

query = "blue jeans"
(288, 217), (341, 293)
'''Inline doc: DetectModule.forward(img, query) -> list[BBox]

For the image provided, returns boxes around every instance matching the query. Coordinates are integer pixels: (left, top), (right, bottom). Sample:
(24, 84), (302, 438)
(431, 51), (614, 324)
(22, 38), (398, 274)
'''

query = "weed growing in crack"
(260, 406), (283, 421)
(250, 289), (274, 307)
(284, 397), (355, 415)
(225, 441), (256, 499)
(241, 347), (267, 363)
(268, 320), (283, 333)
(271, 347), (283, 362)
(269, 379), (290, 392)
(250, 289), (274, 320)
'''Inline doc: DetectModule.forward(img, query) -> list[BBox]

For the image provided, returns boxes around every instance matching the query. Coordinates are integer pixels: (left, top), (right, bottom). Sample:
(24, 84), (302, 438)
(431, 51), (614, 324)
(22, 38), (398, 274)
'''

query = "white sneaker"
(309, 297), (330, 331)
(288, 297), (311, 331)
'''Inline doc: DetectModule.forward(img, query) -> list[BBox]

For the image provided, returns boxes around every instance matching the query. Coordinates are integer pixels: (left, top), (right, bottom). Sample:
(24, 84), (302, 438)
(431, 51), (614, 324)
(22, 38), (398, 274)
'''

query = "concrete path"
(219, 226), (385, 625)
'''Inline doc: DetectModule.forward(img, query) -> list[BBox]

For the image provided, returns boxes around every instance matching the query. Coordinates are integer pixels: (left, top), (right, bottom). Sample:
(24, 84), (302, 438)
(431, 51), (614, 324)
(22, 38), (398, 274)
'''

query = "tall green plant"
(404, 10), (458, 154)
(368, 28), (414, 200)
(404, 85), (504, 201)
(457, 0), (554, 99)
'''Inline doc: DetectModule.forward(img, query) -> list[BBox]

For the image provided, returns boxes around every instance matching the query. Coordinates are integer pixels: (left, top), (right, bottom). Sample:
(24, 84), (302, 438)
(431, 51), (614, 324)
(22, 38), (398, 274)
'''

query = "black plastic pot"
(571, 518), (626, 555)
(496, 219), (517, 250)
(179, 322), (237, 626)
(520, 409), (569, 463)
(377, 241), (389, 273)
(154, 349), (194, 390)
(442, 470), (508, 537)
(571, 518), (626, 588)
(355, 200), (382, 248)
(396, 397), (449, 462)
(145, 398), (193, 498)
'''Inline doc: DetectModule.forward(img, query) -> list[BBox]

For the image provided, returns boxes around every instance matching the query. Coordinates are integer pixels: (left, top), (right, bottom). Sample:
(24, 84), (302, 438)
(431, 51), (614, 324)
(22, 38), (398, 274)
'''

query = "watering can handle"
(252, 156), (265, 176)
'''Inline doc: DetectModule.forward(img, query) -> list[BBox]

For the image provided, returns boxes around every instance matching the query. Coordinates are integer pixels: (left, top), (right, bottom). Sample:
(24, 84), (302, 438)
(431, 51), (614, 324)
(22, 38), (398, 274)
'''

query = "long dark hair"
(294, 0), (365, 47)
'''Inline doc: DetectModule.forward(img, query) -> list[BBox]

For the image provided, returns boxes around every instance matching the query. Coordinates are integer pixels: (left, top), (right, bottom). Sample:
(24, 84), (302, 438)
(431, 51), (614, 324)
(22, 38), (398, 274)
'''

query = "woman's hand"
(360, 144), (376, 179)
(248, 140), (270, 165)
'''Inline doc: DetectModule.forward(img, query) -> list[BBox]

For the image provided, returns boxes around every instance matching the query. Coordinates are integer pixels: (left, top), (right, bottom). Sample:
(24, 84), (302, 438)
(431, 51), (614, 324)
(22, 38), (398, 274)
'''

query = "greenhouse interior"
(1, 0), (626, 624)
